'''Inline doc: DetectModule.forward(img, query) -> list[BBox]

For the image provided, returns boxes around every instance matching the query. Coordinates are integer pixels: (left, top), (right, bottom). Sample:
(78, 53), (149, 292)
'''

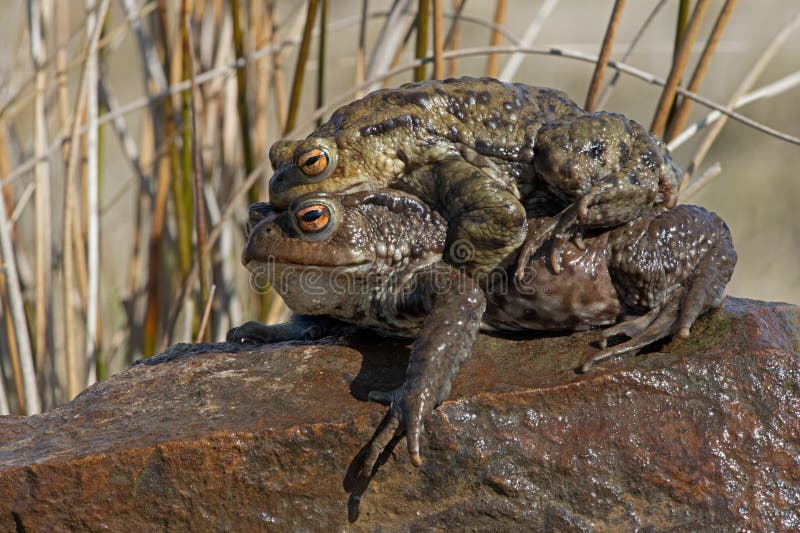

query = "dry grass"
(0, 0), (798, 413)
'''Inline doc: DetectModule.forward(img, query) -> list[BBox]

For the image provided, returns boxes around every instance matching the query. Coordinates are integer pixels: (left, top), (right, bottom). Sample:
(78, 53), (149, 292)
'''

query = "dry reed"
(0, 1), (797, 414)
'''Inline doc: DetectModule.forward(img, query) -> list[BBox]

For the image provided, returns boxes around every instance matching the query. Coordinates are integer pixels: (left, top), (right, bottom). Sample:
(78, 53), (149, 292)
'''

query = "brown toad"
(228, 189), (735, 473)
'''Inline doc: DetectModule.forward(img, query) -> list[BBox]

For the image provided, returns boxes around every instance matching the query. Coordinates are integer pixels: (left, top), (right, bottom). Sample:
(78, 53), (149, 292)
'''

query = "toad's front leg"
(360, 263), (485, 475)
(408, 157), (527, 279)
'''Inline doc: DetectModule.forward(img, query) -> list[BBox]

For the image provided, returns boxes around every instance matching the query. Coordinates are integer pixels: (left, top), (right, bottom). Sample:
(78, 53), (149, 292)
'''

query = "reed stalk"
(595, 0), (667, 110)
(432, 0), (444, 79)
(584, 0), (626, 112)
(195, 284), (216, 343)
(0, 127), (25, 413)
(317, 0), (328, 124)
(143, 2), (179, 356)
(253, 0), (273, 156)
(485, 0), (506, 77)
(231, 0), (256, 183)
(445, 0), (464, 76)
(0, 158), (39, 413)
(169, 5), (193, 285)
(60, 0), (109, 397)
(355, 0), (368, 94)
(665, 0), (737, 141)
(0, 258), (21, 413)
(285, 0), (319, 134)
(185, 13), (211, 338)
(650, 0), (710, 136)
(85, 0), (101, 387)
(414, 0), (430, 81)
(28, 0), (53, 388)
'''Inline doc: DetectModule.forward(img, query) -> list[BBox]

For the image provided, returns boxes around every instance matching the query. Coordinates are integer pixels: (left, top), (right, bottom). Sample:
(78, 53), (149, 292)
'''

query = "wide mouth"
(243, 259), (373, 273)
(242, 259), (376, 296)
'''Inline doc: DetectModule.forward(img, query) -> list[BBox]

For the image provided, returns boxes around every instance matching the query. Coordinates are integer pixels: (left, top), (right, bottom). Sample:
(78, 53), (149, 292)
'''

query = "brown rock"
(1, 297), (798, 531)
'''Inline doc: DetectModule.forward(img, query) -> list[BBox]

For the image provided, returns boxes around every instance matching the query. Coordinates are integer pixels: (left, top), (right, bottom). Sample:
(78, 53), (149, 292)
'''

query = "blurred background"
(0, 0), (798, 413)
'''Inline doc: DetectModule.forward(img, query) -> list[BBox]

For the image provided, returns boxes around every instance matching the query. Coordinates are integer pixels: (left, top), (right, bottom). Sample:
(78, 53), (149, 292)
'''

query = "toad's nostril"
(269, 168), (287, 190)
(248, 202), (273, 224)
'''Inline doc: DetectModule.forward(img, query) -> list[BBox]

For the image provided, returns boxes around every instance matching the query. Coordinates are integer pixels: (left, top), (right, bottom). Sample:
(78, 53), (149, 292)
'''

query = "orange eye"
(296, 204), (331, 233)
(297, 148), (329, 176)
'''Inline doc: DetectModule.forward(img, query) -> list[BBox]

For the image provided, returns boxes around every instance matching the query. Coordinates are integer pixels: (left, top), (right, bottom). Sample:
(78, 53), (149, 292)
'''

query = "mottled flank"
(268, 77), (681, 278)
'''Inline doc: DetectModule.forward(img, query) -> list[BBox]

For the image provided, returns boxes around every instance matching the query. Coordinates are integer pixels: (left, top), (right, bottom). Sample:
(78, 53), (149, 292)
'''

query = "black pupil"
(301, 208), (326, 222)
(304, 155), (321, 167)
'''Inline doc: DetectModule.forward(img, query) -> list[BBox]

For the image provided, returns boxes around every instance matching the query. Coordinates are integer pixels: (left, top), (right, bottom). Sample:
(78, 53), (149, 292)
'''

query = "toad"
(268, 77), (680, 278)
(227, 189), (735, 474)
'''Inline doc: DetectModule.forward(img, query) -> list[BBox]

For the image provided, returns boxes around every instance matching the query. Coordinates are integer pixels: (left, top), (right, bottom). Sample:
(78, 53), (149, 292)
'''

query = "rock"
(0, 297), (798, 531)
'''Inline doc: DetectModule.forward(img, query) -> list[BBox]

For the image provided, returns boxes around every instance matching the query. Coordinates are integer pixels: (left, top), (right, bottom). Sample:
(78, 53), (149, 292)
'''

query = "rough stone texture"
(0, 297), (798, 531)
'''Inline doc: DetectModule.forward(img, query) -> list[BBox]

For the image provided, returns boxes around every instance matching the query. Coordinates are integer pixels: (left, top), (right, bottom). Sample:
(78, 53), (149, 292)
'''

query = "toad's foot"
(581, 299), (689, 372)
(535, 112), (680, 228)
(361, 386), (425, 477)
(359, 263), (483, 475)
(225, 315), (350, 344)
(581, 298), (681, 372)
(516, 204), (585, 277)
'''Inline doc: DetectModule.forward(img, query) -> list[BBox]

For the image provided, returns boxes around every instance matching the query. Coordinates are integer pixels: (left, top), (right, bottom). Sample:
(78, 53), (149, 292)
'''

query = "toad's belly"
(483, 233), (620, 331)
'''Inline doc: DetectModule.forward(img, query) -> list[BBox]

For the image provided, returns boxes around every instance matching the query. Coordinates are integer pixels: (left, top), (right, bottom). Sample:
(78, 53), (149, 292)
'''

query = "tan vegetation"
(0, 0), (798, 413)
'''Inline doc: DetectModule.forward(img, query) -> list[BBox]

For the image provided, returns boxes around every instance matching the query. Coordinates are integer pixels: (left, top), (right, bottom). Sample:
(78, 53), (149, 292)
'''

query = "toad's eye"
(297, 148), (329, 176)
(295, 204), (330, 233)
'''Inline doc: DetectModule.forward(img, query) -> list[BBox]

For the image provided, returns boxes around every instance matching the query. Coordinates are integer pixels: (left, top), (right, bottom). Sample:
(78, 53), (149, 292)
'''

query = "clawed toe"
(583, 299), (683, 371)
(517, 206), (581, 279)
(577, 193), (594, 220)
(225, 322), (261, 344)
(516, 227), (553, 280)
(599, 306), (661, 344)
(360, 412), (402, 478)
(360, 386), (429, 476)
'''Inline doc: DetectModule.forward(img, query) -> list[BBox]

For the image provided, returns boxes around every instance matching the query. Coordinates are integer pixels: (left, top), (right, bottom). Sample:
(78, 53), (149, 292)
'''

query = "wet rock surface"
(0, 297), (798, 531)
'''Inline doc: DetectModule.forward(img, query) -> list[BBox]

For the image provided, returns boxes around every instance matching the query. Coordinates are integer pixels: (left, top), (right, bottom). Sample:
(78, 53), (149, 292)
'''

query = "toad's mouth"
(243, 259), (374, 276)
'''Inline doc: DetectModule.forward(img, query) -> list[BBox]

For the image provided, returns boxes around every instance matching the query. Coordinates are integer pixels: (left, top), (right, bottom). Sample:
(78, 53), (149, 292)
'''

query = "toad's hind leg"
(583, 204), (736, 372)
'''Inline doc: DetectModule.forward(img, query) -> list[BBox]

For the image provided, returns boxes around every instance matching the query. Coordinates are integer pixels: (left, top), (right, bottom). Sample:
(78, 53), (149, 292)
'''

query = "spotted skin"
(227, 189), (735, 478)
(268, 77), (680, 280)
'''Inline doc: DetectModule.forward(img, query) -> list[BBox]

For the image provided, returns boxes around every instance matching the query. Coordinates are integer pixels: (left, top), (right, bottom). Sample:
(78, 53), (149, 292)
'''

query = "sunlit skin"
(228, 189), (735, 476)
(268, 77), (681, 281)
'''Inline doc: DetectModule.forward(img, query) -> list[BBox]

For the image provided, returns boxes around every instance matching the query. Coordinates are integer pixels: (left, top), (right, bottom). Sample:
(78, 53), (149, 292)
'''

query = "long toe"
(585, 299), (681, 371)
